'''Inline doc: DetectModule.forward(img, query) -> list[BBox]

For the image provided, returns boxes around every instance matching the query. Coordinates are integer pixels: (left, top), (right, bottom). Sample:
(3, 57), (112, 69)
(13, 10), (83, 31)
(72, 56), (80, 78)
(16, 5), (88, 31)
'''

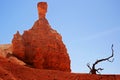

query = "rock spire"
(12, 2), (71, 72)
(37, 2), (47, 19)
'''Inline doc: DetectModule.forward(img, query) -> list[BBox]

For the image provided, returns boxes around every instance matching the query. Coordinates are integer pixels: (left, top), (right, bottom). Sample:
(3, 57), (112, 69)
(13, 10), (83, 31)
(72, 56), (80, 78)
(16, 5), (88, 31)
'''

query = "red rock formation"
(37, 2), (47, 18)
(12, 31), (25, 60)
(0, 57), (120, 80)
(0, 44), (26, 66)
(0, 44), (12, 57)
(12, 2), (71, 72)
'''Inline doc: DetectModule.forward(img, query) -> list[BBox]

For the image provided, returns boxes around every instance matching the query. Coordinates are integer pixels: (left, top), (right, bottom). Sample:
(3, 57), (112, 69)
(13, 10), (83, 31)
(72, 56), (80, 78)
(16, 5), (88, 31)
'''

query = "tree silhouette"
(87, 44), (114, 74)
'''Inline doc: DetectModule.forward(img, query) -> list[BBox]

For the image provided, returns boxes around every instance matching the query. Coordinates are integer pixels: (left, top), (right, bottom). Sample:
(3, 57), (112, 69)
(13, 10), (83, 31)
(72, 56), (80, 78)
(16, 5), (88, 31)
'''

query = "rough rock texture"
(0, 48), (119, 80)
(12, 2), (71, 72)
(0, 44), (26, 66)
(0, 44), (12, 57)
(0, 57), (120, 80)
(12, 31), (25, 60)
(37, 2), (47, 18)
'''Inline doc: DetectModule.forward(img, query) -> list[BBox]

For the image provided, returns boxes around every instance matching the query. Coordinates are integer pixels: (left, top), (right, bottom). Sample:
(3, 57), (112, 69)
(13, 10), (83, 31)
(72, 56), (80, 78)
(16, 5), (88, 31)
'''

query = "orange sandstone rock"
(37, 2), (47, 19)
(12, 31), (25, 60)
(12, 2), (71, 72)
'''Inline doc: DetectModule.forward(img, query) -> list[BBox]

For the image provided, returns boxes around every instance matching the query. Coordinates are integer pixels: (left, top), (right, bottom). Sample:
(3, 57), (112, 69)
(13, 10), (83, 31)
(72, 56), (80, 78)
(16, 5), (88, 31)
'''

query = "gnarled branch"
(87, 44), (114, 74)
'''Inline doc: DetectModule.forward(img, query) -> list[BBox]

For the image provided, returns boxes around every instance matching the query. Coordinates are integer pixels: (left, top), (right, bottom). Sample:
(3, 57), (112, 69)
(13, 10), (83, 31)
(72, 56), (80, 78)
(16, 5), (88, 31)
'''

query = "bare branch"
(87, 44), (114, 74)
(87, 63), (91, 70)
(107, 58), (114, 62)
(93, 44), (114, 67)
(97, 68), (104, 71)
(96, 68), (104, 74)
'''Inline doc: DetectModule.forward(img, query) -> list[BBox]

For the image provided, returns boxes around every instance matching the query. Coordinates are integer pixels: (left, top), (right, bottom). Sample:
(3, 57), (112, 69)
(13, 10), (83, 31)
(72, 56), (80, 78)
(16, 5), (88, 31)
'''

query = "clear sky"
(0, 0), (120, 74)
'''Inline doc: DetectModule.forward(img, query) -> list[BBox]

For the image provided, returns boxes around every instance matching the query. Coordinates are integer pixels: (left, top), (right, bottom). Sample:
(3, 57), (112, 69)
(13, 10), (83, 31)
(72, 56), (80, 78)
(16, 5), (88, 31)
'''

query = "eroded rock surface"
(12, 2), (71, 72)
(0, 57), (119, 80)
(0, 44), (12, 57)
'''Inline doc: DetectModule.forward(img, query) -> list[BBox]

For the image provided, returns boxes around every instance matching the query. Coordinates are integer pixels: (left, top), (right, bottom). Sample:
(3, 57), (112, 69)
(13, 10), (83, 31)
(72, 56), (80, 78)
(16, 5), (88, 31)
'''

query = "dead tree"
(87, 44), (114, 74)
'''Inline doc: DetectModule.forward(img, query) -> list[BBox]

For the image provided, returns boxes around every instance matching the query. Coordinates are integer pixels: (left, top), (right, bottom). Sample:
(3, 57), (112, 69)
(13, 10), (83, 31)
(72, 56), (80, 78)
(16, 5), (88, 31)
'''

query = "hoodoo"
(12, 2), (71, 72)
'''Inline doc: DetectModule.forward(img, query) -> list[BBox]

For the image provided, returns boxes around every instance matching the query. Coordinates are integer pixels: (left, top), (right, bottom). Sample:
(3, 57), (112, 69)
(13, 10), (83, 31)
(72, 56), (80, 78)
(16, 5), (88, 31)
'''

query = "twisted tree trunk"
(87, 44), (114, 74)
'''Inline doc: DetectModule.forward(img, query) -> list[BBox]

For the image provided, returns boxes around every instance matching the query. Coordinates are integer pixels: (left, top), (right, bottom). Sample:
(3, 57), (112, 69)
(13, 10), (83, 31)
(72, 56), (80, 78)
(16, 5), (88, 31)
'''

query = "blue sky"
(0, 0), (120, 74)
